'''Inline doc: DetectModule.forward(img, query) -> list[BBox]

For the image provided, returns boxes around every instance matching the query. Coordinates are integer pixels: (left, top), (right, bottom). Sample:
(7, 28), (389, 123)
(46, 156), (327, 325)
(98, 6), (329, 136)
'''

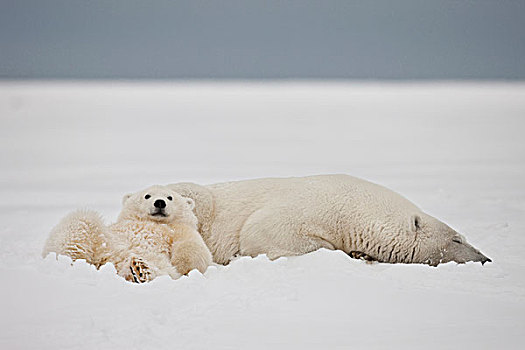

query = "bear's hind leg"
(127, 257), (152, 283)
(43, 209), (110, 268)
(115, 255), (154, 283)
(239, 208), (336, 260)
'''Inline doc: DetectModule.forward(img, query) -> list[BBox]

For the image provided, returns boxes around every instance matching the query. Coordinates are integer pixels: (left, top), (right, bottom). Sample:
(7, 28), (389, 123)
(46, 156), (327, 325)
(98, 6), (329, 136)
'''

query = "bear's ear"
(409, 214), (421, 233)
(184, 197), (195, 210)
(122, 193), (133, 205)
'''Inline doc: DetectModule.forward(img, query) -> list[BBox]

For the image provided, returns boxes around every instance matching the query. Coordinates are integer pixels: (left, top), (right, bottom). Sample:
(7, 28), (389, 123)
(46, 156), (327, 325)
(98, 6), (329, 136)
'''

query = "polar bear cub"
(43, 185), (213, 283)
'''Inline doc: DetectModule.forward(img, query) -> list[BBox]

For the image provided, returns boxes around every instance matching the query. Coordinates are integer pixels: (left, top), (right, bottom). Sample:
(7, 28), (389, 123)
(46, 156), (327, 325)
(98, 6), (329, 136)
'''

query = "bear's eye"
(167, 196), (173, 201)
(414, 216), (420, 229)
(144, 194), (151, 200)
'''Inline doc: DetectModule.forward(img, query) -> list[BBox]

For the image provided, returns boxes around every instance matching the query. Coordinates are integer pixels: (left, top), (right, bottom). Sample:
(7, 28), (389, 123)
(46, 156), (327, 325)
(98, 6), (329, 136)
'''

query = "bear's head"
(118, 185), (197, 227)
(405, 212), (491, 266)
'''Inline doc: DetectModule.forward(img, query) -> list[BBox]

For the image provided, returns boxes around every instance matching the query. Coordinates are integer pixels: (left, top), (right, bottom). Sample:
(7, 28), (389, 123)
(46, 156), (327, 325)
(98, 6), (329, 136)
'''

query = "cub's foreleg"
(170, 225), (212, 275)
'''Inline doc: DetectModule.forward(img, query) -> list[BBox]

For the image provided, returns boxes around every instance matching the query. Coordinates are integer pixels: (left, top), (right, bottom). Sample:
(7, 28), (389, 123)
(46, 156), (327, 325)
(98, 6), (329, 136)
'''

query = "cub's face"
(120, 185), (195, 223)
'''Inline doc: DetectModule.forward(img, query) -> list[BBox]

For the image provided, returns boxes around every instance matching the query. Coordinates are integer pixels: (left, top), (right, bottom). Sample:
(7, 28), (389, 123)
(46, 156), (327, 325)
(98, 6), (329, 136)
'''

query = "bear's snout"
(154, 199), (166, 209)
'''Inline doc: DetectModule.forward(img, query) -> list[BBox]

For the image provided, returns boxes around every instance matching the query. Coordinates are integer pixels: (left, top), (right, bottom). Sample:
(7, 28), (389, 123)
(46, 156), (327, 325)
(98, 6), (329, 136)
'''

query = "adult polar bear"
(168, 174), (491, 266)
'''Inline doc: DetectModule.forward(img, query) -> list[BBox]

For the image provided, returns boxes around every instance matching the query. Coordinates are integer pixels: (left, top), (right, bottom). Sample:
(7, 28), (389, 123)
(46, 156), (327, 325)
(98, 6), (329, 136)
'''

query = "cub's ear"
(184, 197), (195, 210)
(409, 214), (421, 232)
(122, 193), (133, 205)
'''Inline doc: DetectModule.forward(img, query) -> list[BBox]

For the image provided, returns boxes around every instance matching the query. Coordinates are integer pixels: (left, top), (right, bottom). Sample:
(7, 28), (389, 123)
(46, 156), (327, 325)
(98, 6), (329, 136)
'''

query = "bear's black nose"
(154, 199), (166, 209)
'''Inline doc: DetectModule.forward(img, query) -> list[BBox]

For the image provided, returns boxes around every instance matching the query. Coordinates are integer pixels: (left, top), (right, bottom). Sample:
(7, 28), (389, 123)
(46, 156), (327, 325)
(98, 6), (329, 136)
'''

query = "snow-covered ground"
(1, 81), (524, 349)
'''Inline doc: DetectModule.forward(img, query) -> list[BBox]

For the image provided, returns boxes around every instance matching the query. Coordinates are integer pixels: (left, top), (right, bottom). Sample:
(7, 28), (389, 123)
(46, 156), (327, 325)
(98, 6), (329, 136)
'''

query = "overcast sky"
(1, 1), (524, 80)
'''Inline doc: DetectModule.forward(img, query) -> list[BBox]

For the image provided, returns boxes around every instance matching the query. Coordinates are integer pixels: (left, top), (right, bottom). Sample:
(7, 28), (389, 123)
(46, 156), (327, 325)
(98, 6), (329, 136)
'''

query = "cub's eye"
(144, 194), (151, 199)
(167, 196), (173, 201)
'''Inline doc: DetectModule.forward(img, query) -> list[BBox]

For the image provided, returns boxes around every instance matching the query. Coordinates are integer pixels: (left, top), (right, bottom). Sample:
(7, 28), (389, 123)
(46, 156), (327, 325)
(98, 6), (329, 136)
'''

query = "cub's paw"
(126, 257), (152, 283)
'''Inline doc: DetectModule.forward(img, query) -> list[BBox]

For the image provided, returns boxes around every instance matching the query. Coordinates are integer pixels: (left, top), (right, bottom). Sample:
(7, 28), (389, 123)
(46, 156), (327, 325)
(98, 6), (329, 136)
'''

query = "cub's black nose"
(154, 199), (166, 209)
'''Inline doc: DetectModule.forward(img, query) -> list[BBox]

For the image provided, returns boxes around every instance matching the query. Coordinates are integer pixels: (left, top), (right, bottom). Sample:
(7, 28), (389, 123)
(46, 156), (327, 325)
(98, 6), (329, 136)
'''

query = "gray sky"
(1, 1), (524, 80)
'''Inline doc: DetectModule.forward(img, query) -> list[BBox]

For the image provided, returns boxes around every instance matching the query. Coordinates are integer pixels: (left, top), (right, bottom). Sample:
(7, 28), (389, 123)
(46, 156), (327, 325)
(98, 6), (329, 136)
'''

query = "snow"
(1, 81), (524, 349)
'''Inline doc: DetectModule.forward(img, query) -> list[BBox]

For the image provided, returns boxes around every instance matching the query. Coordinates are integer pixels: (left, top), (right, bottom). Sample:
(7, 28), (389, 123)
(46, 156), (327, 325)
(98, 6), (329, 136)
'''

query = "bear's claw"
(349, 251), (376, 262)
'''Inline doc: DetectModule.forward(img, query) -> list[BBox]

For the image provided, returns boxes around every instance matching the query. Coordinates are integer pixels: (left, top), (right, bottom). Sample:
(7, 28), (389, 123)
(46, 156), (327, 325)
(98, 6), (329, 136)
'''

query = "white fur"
(168, 174), (490, 266)
(43, 185), (212, 282)
(43, 209), (110, 268)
